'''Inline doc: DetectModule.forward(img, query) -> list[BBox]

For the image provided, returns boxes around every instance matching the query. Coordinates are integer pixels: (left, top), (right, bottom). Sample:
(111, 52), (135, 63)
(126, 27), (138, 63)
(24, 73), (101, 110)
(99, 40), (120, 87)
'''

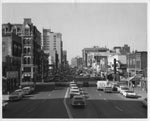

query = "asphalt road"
(66, 87), (147, 118)
(3, 86), (147, 118)
(3, 86), (68, 118)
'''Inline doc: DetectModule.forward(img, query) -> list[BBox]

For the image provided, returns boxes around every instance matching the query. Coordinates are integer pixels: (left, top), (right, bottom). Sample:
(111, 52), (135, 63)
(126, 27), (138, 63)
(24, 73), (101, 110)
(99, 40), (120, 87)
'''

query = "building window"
(28, 57), (30, 64)
(24, 57), (27, 64)
(28, 48), (30, 53)
(24, 47), (27, 54)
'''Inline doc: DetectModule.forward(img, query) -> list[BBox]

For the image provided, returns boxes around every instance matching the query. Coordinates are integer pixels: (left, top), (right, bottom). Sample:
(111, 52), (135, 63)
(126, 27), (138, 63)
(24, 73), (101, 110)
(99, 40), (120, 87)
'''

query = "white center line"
(63, 88), (73, 118)
(115, 106), (123, 112)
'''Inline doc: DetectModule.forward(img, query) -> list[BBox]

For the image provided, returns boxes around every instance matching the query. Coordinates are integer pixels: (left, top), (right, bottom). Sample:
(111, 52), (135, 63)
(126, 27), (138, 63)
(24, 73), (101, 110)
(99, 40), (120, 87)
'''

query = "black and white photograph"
(1, 0), (148, 119)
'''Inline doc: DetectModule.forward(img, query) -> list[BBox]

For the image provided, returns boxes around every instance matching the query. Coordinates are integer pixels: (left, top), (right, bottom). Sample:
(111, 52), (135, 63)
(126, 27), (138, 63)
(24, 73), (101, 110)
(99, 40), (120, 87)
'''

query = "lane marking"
(115, 106), (123, 112)
(63, 88), (73, 118)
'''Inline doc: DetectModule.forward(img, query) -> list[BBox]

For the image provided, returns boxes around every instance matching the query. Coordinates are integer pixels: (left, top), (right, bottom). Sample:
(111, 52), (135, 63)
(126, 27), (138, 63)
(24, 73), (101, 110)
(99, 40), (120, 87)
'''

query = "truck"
(96, 80), (109, 90)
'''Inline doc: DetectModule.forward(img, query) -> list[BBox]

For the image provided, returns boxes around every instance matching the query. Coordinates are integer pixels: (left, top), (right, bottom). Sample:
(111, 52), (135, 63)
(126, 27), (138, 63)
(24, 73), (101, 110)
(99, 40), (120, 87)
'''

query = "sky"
(2, 3), (147, 63)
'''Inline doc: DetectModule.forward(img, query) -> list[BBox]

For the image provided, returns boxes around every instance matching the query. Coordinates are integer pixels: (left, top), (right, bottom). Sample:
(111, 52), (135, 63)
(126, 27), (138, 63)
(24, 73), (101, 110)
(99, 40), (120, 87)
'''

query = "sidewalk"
(133, 87), (147, 99)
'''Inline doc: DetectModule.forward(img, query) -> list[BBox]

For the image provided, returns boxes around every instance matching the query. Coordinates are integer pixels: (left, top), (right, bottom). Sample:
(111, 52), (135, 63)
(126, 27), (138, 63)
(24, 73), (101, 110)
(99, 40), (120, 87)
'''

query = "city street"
(3, 85), (147, 118)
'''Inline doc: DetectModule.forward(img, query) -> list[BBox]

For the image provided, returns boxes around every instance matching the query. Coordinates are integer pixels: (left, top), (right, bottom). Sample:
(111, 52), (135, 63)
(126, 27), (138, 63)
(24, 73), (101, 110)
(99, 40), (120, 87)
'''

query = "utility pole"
(114, 58), (117, 81)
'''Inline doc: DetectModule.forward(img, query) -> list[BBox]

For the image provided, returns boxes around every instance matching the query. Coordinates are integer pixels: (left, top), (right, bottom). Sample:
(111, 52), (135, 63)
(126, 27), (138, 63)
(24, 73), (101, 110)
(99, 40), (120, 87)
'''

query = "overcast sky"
(2, 3), (147, 63)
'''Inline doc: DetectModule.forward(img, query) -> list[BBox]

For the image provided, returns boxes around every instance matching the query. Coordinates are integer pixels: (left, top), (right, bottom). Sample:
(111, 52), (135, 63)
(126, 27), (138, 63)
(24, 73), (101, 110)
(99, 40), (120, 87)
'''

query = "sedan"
(122, 90), (138, 98)
(9, 92), (22, 101)
(15, 89), (25, 97)
(70, 89), (80, 98)
(71, 95), (86, 107)
(22, 87), (32, 95)
(119, 86), (129, 94)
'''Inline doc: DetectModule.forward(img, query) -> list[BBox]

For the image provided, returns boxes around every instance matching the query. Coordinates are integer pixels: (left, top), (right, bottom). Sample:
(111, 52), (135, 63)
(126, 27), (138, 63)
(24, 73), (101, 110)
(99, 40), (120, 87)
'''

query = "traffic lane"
(87, 87), (147, 118)
(3, 87), (69, 118)
(66, 87), (147, 118)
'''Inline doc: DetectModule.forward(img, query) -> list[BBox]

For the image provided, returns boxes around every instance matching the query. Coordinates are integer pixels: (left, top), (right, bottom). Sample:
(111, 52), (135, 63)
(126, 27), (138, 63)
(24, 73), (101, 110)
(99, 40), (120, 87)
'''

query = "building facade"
(71, 57), (83, 68)
(2, 31), (22, 93)
(127, 51), (147, 77)
(21, 18), (42, 85)
(82, 46), (109, 69)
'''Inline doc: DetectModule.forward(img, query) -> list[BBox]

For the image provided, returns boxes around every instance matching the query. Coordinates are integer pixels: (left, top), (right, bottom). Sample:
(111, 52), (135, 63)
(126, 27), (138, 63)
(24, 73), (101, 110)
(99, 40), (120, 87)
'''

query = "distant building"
(82, 46), (109, 70)
(121, 44), (130, 54)
(127, 51), (147, 77)
(43, 29), (51, 54)
(62, 50), (68, 67)
(113, 44), (130, 55)
(71, 57), (83, 68)
(113, 46), (122, 54)
(43, 29), (63, 69)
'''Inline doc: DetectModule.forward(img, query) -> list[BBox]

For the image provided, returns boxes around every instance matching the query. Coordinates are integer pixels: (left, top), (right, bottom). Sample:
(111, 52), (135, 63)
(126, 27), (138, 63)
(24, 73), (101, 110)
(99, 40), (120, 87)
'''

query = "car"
(104, 86), (112, 93)
(122, 90), (138, 98)
(9, 92), (22, 101)
(80, 90), (89, 98)
(15, 89), (25, 97)
(70, 83), (77, 87)
(3, 100), (8, 111)
(70, 86), (79, 90)
(70, 89), (81, 98)
(142, 98), (147, 107)
(71, 95), (86, 107)
(119, 86), (129, 94)
(22, 87), (32, 95)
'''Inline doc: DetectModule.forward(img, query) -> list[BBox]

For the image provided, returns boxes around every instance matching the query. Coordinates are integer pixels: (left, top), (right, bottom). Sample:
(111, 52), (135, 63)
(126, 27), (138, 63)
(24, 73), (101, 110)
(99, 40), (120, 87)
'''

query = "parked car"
(22, 87), (32, 95)
(9, 92), (22, 101)
(122, 90), (138, 98)
(104, 86), (113, 93)
(71, 95), (86, 107)
(142, 98), (147, 107)
(119, 86), (129, 94)
(70, 86), (79, 90)
(70, 83), (77, 87)
(15, 89), (25, 97)
(70, 89), (80, 98)
(3, 100), (8, 110)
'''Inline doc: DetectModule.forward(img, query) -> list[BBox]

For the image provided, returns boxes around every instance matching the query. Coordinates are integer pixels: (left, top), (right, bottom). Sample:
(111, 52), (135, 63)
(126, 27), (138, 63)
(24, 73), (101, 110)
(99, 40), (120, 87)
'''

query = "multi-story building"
(121, 44), (130, 54)
(2, 23), (22, 36)
(43, 29), (51, 54)
(71, 56), (83, 68)
(21, 18), (42, 85)
(2, 29), (22, 93)
(82, 46), (109, 70)
(127, 51), (147, 77)
(62, 50), (68, 68)
(113, 44), (130, 55)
